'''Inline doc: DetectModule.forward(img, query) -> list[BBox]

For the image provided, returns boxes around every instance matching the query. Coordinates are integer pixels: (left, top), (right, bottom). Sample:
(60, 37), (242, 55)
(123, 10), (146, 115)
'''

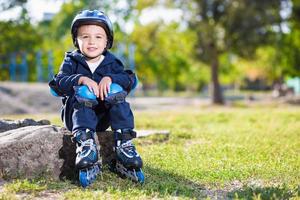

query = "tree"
(279, 0), (300, 77)
(0, 20), (43, 81)
(174, 0), (285, 104)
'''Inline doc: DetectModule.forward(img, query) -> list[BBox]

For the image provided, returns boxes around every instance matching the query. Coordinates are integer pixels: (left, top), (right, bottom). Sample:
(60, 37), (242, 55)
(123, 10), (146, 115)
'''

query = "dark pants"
(62, 96), (134, 132)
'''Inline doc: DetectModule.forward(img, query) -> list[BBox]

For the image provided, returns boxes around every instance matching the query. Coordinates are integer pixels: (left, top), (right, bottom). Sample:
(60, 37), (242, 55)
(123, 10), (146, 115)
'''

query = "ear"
(103, 41), (108, 51)
(74, 38), (79, 48)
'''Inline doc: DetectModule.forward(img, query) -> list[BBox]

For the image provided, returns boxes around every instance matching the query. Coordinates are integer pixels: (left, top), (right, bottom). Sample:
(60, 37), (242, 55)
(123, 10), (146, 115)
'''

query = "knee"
(74, 85), (98, 108)
(105, 83), (128, 106)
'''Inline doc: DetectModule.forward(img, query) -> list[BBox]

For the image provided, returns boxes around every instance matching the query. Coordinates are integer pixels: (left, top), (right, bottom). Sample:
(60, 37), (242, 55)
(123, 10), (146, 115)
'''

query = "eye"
(78, 35), (89, 39)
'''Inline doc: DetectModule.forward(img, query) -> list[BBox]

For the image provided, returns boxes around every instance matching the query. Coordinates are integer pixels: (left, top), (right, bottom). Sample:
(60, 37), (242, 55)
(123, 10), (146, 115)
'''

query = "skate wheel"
(118, 171), (127, 179)
(79, 170), (89, 188)
(79, 165), (100, 188)
(108, 159), (117, 173)
(136, 170), (145, 184)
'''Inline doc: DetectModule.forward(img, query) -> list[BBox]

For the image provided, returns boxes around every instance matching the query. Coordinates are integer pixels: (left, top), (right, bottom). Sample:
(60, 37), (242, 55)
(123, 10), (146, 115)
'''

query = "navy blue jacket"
(54, 50), (132, 96)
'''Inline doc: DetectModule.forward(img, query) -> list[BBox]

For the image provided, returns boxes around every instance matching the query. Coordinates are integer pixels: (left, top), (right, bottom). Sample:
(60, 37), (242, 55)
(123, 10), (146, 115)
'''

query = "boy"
(49, 10), (144, 187)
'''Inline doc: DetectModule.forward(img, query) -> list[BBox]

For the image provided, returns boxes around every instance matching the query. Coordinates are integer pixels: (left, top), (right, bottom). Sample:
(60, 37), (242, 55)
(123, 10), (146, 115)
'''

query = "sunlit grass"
(1, 106), (299, 199)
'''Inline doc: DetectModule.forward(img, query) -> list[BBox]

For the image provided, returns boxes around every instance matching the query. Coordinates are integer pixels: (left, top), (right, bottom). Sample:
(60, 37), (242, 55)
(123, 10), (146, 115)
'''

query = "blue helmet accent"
(50, 88), (59, 97)
(108, 83), (123, 96)
(76, 85), (97, 100)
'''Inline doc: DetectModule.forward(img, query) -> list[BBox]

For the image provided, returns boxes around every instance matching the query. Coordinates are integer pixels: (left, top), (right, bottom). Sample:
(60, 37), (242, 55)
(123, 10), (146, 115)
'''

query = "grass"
(1, 106), (299, 199)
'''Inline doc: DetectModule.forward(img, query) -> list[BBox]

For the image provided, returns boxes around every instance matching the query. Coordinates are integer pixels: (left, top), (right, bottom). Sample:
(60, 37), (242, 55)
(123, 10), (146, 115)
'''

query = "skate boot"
(110, 129), (145, 183)
(73, 129), (101, 187)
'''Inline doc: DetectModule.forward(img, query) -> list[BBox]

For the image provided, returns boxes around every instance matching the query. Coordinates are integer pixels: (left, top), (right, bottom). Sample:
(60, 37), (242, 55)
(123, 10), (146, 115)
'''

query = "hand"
(98, 76), (112, 101)
(78, 76), (99, 98)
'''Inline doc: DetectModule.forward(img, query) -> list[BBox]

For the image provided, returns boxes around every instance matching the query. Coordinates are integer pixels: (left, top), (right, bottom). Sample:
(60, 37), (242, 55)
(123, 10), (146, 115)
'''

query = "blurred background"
(0, 0), (300, 114)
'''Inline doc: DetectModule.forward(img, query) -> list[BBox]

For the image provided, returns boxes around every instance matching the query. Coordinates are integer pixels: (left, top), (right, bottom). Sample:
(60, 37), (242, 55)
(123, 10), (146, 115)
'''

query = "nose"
(88, 37), (95, 44)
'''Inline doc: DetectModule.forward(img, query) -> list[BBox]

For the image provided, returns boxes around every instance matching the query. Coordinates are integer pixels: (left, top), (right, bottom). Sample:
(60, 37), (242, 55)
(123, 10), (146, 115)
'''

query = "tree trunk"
(209, 43), (224, 104)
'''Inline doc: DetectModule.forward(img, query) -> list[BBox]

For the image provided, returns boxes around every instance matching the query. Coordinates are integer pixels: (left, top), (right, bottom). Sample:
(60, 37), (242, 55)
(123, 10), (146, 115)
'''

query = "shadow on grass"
(137, 165), (207, 199)
(46, 165), (207, 199)
(92, 165), (300, 200)
(227, 185), (299, 200)
(56, 132), (209, 199)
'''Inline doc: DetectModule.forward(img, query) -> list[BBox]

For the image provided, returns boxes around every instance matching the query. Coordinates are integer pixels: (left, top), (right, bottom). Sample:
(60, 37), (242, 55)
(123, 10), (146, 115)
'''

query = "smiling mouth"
(87, 47), (97, 51)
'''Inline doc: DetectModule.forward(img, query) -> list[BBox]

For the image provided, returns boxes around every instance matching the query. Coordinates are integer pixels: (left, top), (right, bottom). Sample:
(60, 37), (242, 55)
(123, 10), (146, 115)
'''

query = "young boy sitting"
(49, 10), (144, 187)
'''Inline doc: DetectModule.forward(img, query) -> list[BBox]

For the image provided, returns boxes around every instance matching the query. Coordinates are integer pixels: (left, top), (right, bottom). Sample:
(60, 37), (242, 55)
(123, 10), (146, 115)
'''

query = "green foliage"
(36, 1), (87, 74)
(47, 1), (85, 41)
(228, 46), (284, 86)
(279, 25), (300, 76)
(135, 0), (158, 11)
(0, 20), (43, 81)
(0, 21), (42, 54)
(219, 53), (241, 85)
(291, 0), (300, 28)
(131, 22), (206, 91)
(181, 0), (282, 60)
(272, 0), (300, 78)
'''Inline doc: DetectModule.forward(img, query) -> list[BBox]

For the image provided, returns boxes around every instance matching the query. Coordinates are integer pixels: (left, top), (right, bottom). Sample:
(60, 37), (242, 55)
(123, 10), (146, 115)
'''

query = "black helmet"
(71, 10), (114, 49)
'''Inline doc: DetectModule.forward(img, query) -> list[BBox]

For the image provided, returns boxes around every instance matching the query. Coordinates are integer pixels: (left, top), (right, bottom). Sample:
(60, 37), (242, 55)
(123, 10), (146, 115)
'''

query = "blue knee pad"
(74, 85), (98, 107)
(124, 70), (138, 93)
(50, 88), (59, 97)
(105, 83), (128, 105)
(49, 77), (65, 97)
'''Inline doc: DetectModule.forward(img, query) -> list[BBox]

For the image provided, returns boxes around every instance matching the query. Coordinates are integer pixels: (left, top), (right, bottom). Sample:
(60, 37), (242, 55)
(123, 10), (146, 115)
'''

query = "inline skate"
(110, 129), (145, 183)
(73, 129), (101, 187)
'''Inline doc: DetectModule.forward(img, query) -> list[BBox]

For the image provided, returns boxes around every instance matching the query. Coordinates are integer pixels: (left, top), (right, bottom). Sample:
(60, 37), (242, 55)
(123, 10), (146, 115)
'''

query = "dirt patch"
(0, 82), (61, 115)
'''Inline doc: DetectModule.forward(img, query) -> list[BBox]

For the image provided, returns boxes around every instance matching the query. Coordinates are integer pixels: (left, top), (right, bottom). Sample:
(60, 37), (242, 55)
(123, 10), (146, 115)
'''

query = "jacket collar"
(67, 50), (117, 66)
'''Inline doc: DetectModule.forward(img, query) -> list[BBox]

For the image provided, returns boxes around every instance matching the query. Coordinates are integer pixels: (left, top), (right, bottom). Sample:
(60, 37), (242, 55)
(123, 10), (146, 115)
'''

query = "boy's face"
(77, 24), (107, 62)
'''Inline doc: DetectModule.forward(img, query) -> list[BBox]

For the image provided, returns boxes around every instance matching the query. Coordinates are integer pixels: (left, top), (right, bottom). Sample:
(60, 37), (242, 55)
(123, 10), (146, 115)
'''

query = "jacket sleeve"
(104, 60), (133, 91)
(54, 56), (83, 96)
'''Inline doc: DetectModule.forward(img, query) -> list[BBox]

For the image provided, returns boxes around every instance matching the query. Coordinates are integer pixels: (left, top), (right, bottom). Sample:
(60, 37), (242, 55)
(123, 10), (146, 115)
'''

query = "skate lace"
(120, 140), (136, 154)
(82, 139), (94, 147)
(121, 140), (133, 148)
(77, 139), (95, 154)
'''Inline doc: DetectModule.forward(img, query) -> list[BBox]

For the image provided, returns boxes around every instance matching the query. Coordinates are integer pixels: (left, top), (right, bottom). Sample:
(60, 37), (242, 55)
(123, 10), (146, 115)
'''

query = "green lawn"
(1, 106), (299, 199)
